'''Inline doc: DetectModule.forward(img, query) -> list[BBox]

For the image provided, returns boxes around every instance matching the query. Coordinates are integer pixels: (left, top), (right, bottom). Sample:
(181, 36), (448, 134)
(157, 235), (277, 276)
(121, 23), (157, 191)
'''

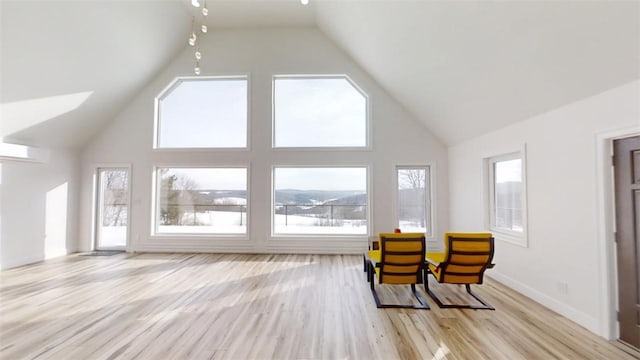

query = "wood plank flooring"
(0, 253), (638, 359)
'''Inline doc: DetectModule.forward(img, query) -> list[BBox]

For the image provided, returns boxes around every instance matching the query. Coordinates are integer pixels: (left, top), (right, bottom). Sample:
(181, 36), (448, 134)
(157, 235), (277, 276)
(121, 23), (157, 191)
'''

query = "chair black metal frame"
(366, 234), (430, 309)
(424, 234), (495, 310)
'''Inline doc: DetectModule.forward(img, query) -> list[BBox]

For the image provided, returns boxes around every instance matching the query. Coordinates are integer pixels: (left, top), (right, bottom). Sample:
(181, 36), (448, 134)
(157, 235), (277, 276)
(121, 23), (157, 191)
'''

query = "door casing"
(595, 126), (640, 340)
(613, 135), (640, 348)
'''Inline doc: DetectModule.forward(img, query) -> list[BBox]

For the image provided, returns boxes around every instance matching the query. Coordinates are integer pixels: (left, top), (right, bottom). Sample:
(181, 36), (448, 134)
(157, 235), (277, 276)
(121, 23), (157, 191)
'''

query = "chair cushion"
(426, 252), (445, 265)
(428, 263), (442, 281)
(426, 252), (445, 281)
(379, 232), (425, 239)
(443, 232), (492, 259)
(366, 250), (381, 278)
(371, 234), (425, 284)
(444, 232), (492, 239)
(441, 274), (481, 284)
(367, 250), (381, 264)
(437, 232), (494, 284)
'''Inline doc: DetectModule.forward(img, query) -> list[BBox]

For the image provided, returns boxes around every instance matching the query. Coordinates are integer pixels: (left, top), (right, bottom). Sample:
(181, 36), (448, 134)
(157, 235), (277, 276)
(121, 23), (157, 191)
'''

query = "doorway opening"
(94, 167), (129, 251)
(613, 135), (640, 349)
(596, 127), (640, 345)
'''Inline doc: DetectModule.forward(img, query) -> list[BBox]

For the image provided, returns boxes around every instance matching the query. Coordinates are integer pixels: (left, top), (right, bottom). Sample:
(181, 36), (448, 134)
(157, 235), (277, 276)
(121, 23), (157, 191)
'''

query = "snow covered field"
(158, 210), (247, 234)
(101, 211), (368, 241)
(398, 221), (427, 233)
(274, 213), (366, 234)
(98, 226), (127, 247)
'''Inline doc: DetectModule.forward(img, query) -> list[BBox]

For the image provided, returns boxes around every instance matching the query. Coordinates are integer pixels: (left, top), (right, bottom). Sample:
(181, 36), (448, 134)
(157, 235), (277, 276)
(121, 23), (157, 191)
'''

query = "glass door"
(95, 167), (129, 250)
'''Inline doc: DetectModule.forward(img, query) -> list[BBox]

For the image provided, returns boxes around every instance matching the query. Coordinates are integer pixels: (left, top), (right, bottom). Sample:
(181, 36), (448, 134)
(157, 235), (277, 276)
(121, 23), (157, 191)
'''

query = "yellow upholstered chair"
(424, 232), (495, 310)
(365, 233), (429, 309)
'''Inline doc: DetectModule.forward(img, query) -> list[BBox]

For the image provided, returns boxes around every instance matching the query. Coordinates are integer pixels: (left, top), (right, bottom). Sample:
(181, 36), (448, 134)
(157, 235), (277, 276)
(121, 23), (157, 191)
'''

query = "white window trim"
(393, 164), (434, 238)
(271, 74), (371, 150)
(270, 165), (371, 238)
(153, 75), (251, 150)
(150, 165), (250, 238)
(485, 146), (528, 247)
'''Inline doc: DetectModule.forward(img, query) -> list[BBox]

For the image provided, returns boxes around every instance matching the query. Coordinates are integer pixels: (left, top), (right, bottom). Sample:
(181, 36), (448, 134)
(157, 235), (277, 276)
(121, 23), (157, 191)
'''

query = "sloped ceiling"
(316, 1), (640, 145)
(1, 0), (191, 148)
(1, 0), (638, 149)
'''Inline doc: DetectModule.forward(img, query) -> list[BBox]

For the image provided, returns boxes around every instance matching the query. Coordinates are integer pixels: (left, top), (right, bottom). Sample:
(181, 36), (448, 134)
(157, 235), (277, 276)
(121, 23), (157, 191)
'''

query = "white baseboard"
(1, 246), (81, 270)
(488, 271), (599, 335)
(133, 237), (368, 255)
(1, 254), (44, 270)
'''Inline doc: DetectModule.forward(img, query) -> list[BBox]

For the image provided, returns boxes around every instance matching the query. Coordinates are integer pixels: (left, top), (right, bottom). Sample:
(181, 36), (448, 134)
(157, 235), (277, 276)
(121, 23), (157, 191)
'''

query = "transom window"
(273, 167), (368, 235)
(273, 76), (368, 148)
(155, 77), (248, 149)
(154, 167), (248, 235)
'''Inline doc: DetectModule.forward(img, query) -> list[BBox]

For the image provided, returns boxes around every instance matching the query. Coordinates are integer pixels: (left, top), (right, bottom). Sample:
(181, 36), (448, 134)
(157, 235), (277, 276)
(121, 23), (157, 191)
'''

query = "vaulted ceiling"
(1, 0), (638, 148)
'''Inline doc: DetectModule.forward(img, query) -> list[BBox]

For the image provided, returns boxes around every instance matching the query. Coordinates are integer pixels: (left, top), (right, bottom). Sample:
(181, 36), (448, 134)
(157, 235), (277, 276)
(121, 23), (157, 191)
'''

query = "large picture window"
(273, 167), (368, 235)
(155, 77), (248, 149)
(154, 167), (247, 235)
(487, 151), (527, 245)
(396, 166), (430, 234)
(273, 76), (368, 148)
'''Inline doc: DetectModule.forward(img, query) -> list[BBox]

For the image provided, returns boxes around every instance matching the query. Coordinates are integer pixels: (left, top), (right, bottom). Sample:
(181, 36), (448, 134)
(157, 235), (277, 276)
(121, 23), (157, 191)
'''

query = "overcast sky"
(274, 77), (367, 147)
(159, 78), (247, 148)
(157, 77), (369, 191)
(495, 159), (522, 183)
(162, 168), (247, 190)
(158, 77), (367, 149)
(274, 167), (367, 191)
(161, 167), (367, 191)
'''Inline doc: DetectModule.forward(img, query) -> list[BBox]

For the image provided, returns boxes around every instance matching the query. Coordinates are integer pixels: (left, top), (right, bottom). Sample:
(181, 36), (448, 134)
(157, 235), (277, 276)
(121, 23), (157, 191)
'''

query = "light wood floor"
(0, 253), (638, 360)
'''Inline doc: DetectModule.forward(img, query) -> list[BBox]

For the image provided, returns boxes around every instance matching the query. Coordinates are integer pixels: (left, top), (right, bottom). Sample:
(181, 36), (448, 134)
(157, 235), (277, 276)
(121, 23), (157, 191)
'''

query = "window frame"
(271, 74), (371, 150)
(486, 148), (528, 247)
(153, 75), (250, 150)
(270, 165), (371, 237)
(150, 165), (250, 237)
(394, 165), (432, 237)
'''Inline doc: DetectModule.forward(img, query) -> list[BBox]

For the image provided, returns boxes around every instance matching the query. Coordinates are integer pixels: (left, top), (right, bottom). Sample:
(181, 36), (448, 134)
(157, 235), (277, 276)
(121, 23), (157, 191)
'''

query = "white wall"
(79, 28), (448, 254)
(449, 80), (640, 336)
(1, 148), (80, 269)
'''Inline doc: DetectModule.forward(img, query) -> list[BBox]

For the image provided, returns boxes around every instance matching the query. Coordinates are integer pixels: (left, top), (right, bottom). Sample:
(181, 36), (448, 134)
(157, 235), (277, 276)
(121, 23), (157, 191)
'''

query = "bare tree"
(400, 169), (425, 190)
(102, 171), (128, 226)
(399, 169), (426, 227)
(159, 170), (199, 225)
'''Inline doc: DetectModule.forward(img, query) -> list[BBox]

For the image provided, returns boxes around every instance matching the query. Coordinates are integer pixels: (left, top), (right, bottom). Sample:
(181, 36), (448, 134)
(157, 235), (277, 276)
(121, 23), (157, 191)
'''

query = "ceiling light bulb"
(195, 51), (202, 60)
(191, 0), (200, 7)
(202, 7), (208, 16)
(201, 24), (208, 33)
(301, 0), (309, 5)
(188, 32), (197, 44)
(194, 67), (201, 75)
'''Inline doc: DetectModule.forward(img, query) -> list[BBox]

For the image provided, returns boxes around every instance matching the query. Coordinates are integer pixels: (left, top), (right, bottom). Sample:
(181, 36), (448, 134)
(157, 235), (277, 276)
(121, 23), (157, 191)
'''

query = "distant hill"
(324, 193), (367, 206)
(164, 190), (247, 205)
(163, 189), (366, 206)
(274, 190), (366, 205)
